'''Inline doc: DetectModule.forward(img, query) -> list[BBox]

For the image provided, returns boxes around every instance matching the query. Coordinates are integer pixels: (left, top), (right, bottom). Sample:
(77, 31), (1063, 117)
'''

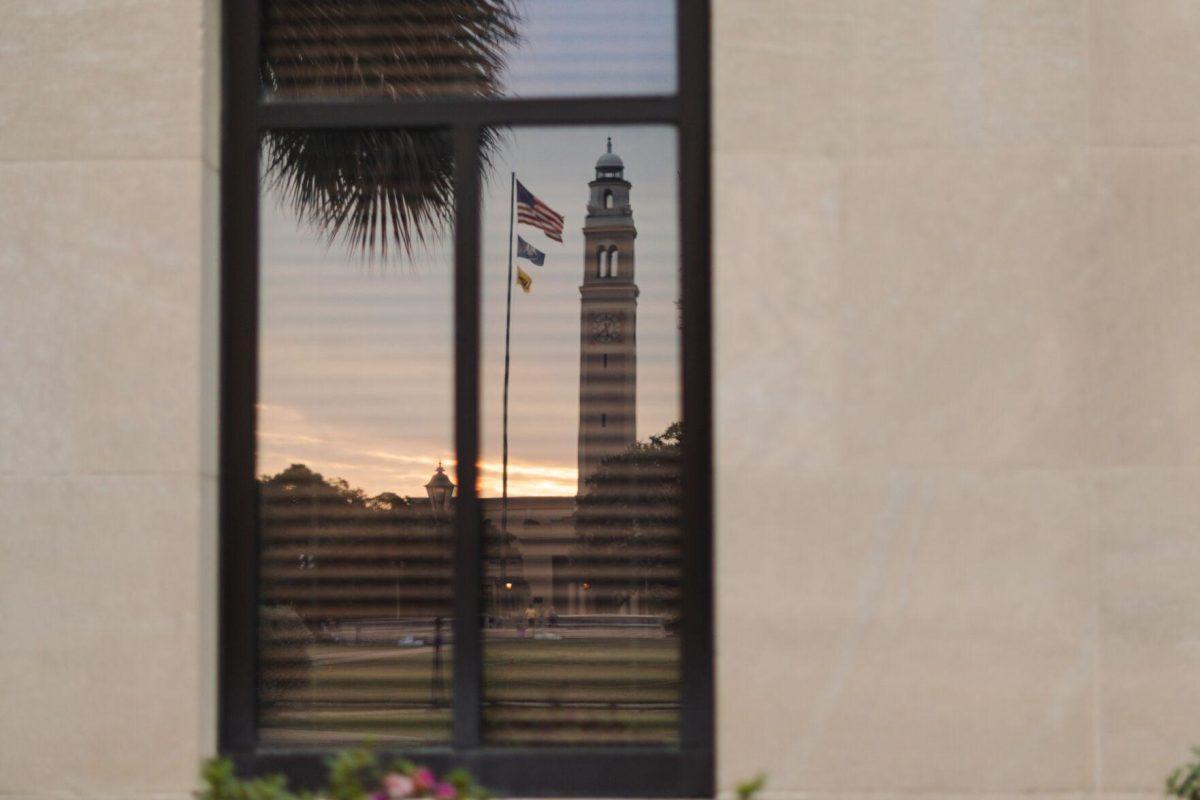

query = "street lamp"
(424, 462), (455, 518)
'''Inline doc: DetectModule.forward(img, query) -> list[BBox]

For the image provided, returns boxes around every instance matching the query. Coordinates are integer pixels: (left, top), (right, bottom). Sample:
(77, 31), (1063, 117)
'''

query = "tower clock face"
(591, 312), (622, 343)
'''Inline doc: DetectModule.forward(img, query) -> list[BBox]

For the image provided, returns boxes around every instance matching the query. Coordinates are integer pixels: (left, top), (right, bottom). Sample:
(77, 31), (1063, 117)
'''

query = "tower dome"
(595, 137), (624, 178)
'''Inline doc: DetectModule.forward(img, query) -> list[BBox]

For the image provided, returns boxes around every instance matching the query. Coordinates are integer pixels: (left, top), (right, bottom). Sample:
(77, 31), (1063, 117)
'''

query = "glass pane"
(261, 0), (676, 99)
(480, 127), (682, 745)
(256, 128), (455, 745)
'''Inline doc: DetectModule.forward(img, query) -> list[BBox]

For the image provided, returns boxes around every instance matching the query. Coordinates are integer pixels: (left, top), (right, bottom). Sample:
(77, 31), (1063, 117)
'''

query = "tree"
(260, 462), (369, 507)
(571, 423), (683, 615)
(261, 0), (521, 262)
(258, 464), (455, 624)
(367, 492), (410, 511)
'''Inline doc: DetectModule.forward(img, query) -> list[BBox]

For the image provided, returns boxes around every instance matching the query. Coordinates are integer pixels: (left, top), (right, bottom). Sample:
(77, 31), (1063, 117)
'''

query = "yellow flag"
(516, 265), (533, 293)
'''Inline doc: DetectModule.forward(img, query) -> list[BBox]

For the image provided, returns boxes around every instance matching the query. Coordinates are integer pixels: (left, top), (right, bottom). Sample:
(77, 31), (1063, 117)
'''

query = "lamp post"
(423, 463), (455, 619)
(424, 462), (455, 518)
(423, 463), (455, 702)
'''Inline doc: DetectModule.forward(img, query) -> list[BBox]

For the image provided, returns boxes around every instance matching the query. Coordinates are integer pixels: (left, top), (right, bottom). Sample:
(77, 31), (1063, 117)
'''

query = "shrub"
(200, 749), (489, 800)
(1168, 748), (1200, 800)
(258, 604), (315, 706)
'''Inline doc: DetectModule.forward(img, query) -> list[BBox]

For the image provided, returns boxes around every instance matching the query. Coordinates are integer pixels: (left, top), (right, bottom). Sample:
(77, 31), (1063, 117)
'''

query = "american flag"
(516, 179), (565, 243)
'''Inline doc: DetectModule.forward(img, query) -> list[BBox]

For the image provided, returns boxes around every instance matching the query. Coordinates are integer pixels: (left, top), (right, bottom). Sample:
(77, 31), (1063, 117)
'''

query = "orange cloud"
(257, 403), (577, 498)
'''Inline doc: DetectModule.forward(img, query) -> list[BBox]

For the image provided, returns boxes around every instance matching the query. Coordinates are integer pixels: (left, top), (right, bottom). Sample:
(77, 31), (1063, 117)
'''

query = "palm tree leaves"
(263, 128), (456, 261)
(260, 0), (521, 262)
(262, 0), (520, 100)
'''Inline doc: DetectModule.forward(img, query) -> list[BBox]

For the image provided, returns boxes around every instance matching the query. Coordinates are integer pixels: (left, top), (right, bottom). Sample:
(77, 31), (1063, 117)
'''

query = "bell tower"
(577, 138), (638, 495)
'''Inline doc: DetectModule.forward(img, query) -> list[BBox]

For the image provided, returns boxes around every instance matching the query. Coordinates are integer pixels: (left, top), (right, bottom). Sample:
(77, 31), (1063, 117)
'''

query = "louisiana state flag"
(516, 265), (533, 293)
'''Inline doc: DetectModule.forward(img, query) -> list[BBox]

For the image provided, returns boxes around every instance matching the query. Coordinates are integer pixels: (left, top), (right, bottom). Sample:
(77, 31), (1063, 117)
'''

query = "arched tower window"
(604, 189), (613, 209)
(596, 246), (607, 277)
(608, 246), (619, 278)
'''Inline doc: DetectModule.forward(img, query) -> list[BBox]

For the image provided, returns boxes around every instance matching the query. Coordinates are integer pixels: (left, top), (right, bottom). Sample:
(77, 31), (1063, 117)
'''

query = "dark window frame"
(219, 3), (712, 796)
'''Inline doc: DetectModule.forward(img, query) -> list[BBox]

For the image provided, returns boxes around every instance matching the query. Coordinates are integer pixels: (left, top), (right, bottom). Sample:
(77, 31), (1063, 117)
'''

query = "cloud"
(258, 403), (578, 497)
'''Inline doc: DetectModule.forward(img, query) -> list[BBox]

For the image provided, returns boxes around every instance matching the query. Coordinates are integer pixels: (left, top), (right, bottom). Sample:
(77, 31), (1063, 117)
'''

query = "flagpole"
(501, 171), (515, 603)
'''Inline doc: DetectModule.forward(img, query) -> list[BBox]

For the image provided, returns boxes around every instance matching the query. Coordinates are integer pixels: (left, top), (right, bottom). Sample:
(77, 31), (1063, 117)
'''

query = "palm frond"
(260, 0), (521, 262)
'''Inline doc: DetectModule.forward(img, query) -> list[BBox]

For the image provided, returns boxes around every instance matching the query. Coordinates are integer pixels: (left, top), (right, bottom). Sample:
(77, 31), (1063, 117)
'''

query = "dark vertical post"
(677, 0), (715, 773)
(452, 125), (484, 750)
(501, 172), (516, 593)
(218, 0), (262, 758)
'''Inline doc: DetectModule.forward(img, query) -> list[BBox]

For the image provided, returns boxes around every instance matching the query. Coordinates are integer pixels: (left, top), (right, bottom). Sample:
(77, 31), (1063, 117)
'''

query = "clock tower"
(577, 138), (638, 495)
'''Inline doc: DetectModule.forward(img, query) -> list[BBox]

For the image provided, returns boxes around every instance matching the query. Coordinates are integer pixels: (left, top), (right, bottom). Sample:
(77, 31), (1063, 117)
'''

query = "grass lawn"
(260, 636), (680, 745)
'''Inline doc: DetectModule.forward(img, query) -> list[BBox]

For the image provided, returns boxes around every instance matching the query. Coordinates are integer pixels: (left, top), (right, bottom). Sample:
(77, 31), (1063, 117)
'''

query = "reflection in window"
(256, 131), (456, 745)
(481, 127), (681, 745)
(261, 0), (676, 100)
(226, 0), (709, 789)
(261, 0), (518, 99)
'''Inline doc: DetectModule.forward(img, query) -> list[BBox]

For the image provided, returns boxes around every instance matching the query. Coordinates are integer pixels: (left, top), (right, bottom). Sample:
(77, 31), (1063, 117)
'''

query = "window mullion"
(677, 0), (715, 754)
(452, 123), (484, 750)
(218, 0), (263, 756)
(254, 96), (680, 130)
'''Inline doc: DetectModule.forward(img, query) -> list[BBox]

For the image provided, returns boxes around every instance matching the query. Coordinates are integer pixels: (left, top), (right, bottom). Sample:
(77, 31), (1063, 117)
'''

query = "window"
(597, 246), (621, 279)
(220, 1), (711, 796)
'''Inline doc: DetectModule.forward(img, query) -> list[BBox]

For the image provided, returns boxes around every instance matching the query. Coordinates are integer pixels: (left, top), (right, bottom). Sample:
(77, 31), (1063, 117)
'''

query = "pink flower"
(384, 773), (416, 799)
(434, 783), (457, 800)
(412, 768), (436, 794)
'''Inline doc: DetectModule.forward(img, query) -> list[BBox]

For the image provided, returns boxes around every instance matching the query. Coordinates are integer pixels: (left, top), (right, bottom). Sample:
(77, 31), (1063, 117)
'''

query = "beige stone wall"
(0, 1), (220, 797)
(715, 2), (1200, 798)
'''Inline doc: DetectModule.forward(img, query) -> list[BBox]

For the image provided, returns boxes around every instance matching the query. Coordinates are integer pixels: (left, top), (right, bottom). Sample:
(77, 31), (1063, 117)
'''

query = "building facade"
(5, 2), (1200, 798)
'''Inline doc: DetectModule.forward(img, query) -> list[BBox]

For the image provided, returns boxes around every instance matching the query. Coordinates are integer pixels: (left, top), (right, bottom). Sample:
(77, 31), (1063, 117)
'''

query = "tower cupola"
(586, 138), (633, 228)
(595, 137), (624, 179)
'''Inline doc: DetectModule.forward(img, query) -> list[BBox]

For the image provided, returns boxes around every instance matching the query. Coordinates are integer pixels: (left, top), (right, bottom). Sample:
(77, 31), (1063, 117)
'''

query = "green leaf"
(736, 773), (767, 800)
